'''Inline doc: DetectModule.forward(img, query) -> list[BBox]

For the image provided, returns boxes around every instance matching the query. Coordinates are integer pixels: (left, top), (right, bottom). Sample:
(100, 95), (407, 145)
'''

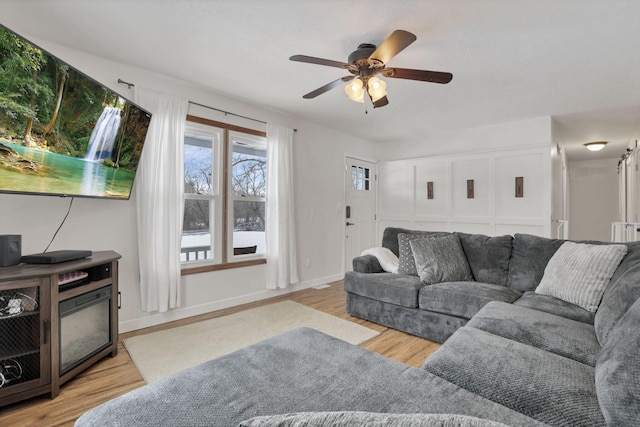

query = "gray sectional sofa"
(345, 228), (636, 342)
(76, 228), (640, 426)
(344, 227), (640, 425)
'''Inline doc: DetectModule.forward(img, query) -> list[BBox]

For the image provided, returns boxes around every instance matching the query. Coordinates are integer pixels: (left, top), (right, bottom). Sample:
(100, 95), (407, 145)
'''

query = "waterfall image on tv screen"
(0, 25), (152, 199)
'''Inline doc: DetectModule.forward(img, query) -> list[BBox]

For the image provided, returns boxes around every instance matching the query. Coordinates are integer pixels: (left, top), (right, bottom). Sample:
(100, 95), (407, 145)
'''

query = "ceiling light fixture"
(345, 76), (387, 104)
(367, 76), (387, 103)
(345, 78), (365, 103)
(584, 141), (608, 152)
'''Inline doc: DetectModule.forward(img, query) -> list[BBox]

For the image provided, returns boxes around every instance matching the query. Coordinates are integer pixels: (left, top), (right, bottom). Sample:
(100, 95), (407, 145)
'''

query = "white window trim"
(181, 122), (223, 267)
(226, 130), (267, 262)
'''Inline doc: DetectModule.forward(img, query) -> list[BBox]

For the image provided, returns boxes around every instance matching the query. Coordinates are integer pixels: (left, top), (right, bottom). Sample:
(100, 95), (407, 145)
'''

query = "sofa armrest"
(353, 255), (384, 274)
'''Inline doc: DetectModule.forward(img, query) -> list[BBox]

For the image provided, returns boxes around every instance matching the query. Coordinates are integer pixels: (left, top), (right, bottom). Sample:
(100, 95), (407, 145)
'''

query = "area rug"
(123, 300), (379, 383)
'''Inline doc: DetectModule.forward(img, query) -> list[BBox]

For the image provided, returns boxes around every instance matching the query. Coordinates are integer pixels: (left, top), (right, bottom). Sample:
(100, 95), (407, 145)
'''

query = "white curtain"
(134, 88), (188, 312)
(266, 124), (299, 289)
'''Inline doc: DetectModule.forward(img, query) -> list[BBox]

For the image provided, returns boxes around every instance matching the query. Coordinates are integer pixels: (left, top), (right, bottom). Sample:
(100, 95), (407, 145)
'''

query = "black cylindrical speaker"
(0, 235), (22, 267)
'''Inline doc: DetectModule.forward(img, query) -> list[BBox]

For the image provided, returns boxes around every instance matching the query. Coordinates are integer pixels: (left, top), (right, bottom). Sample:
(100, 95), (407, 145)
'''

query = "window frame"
(181, 115), (267, 275)
(227, 130), (267, 262)
(182, 121), (223, 266)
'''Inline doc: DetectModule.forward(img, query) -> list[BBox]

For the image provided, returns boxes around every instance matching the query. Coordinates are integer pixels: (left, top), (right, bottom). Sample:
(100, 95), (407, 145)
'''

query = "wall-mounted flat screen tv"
(0, 25), (151, 200)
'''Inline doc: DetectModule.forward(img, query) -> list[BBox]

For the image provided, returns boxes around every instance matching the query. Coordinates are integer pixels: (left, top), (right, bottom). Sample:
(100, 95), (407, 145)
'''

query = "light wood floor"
(0, 281), (440, 426)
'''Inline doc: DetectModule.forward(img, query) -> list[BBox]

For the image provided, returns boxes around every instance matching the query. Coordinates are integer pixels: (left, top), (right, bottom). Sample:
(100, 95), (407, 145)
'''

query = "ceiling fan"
(290, 30), (452, 108)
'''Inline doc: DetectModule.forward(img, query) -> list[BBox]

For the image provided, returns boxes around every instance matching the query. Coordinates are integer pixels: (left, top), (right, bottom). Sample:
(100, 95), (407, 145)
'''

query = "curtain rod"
(117, 78), (296, 131)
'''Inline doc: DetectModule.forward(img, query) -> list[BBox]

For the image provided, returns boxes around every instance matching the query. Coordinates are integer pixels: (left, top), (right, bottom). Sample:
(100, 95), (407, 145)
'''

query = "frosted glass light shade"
(584, 141), (608, 151)
(367, 77), (387, 102)
(345, 78), (365, 103)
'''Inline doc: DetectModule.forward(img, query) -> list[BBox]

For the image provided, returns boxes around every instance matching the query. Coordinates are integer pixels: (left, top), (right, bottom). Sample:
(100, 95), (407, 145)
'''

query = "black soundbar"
(22, 250), (92, 264)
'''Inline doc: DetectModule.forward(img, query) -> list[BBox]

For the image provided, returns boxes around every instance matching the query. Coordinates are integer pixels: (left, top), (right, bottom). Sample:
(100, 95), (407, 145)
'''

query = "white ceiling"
(1, 0), (639, 161)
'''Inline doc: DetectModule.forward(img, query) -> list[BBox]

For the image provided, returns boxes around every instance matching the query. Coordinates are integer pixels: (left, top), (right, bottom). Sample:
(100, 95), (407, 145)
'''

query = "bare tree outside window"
(232, 144), (266, 231)
(231, 140), (267, 255)
(181, 133), (216, 262)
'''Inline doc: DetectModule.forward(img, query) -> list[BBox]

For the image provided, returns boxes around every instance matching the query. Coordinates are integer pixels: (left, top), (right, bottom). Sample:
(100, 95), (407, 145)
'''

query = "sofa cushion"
(239, 411), (510, 427)
(535, 241), (627, 312)
(457, 233), (513, 286)
(382, 227), (446, 257)
(594, 241), (640, 345)
(76, 327), (546, 427)
(595, 297), (640, 425)
(422, 327), (605, 426)
(467, 301), (600, 366)
(507, 233), (565, 292)
(344, 271), (425, 308)
(419, 282), (521, 320)
(513, 291), (595, 324)
(411, 234), (474, 285)
(397, 231), (450, 275)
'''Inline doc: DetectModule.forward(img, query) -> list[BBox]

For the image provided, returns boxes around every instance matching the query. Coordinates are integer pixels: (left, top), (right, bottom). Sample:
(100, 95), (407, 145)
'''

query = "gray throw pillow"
(239, 411), (509, 427)
(397, 233), (424, 275)
(535, 241), (627, 313)
(410, 234), (474, 285)
(396, 231), (450, 275)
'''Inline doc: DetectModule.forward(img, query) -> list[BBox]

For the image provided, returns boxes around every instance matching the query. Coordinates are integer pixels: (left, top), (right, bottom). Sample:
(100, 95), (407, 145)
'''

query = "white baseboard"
(119, 273), (344, 333)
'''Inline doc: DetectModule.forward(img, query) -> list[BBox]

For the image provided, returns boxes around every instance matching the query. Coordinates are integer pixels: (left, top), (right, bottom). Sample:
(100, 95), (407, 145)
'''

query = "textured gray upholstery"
(419, 282), (521, 319)
(342, 227), (640, 426)
(381, 227), (445, 256)
(344, 271), (424, 308)
(506, 233), (565, 292)
(239, 411), (511, 427)
(346, 292), (467, 343)
(352, 254), (383, 273)
(534, 241), (627, 312)
(467, 301), (600, 366)
(411, 234), (474, 284)
(458, 233), (513, 286)
(513, 291), (594, 324)
(594, 241), (640, 345)
(75, 328), (544, 427)
(423, 327), (605, 426)
(595, 297), (640, 426)
(398, 232), (452, 275)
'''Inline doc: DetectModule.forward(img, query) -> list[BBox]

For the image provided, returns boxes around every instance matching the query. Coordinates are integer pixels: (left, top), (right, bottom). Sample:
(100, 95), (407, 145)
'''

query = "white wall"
(0, 38), (376, 332)
(375, 116), (553, 161)
(375, 117), (554, 238)
(568, 158), (620, 242)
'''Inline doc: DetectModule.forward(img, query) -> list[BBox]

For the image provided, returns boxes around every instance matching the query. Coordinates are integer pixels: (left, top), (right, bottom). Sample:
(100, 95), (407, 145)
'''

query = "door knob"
(346, 222), (355, 226)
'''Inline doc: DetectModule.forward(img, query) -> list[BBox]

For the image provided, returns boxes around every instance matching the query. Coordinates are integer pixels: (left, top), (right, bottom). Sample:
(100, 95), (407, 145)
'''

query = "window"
(181, 124), (222, 264)
(352, 165), (371, 191)
(180, 116), (267, 271)
(229, 132), (266, 259)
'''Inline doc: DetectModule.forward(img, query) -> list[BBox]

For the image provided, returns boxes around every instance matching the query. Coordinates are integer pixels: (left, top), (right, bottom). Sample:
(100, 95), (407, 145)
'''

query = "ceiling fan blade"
(369, 30), (417, 65)
(302, 76), (354, 99)
(289, 54), (349, 69)
(372, 95), (389, 108)
(381, 67), (453, 84)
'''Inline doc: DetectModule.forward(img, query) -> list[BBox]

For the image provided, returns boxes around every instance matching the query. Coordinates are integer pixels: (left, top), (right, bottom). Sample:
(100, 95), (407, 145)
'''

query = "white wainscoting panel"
(415, 158), (449, 219)
(494, 152), (546, 220)
(378, 160), (414, 219)
(377, 146), (551, 238)
(451, 157), (493, 219)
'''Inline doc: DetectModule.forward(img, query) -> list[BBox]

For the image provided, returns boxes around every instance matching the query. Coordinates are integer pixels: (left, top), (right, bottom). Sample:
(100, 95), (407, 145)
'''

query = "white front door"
(345, 157), (377, 271)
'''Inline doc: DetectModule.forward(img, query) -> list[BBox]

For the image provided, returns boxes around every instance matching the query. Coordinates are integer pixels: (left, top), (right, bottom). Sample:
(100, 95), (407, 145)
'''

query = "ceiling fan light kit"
(367, 77), (387, 103)
(345, 78), (365, 103)
(290, 29), (452, 109)
(584, 141), (608, 151)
